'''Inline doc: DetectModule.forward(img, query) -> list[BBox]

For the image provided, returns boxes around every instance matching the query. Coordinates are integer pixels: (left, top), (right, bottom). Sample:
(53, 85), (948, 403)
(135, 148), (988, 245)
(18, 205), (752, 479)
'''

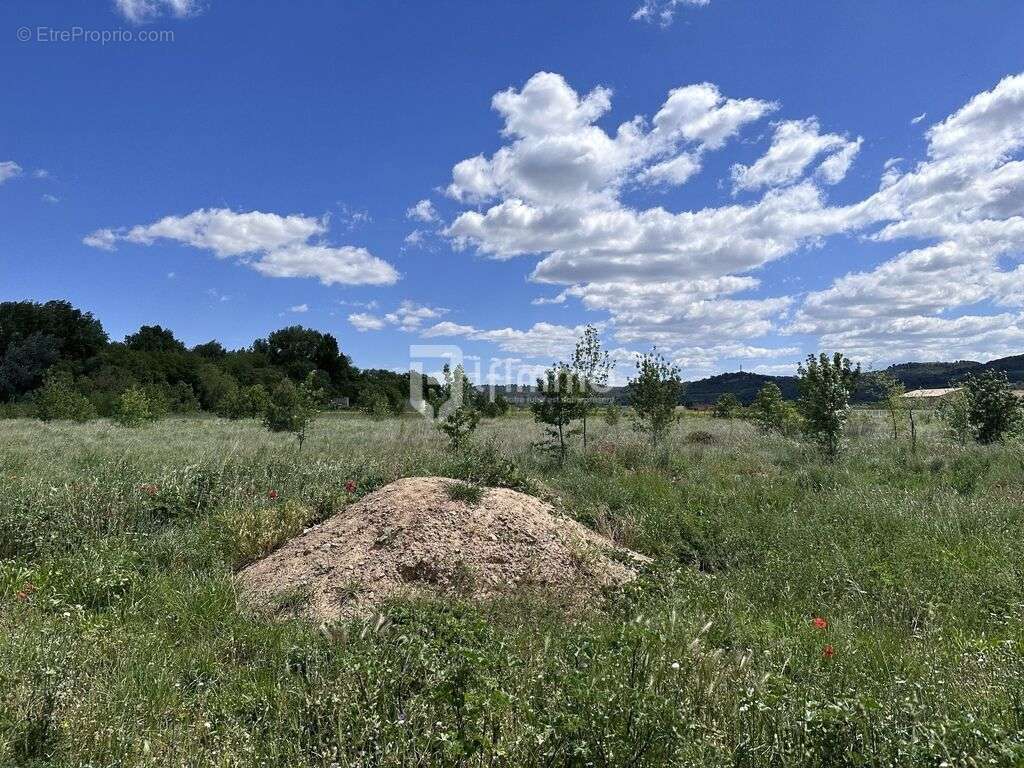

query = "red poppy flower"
(812, 617), (828, 630)
(344, 480), (356, 493)
(822, 644), (835, 659)
(267, 489), (279, 500)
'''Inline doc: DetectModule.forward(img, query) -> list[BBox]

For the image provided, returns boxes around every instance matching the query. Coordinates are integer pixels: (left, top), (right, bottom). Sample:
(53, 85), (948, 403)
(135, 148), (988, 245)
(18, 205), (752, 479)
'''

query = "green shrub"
(437, 404), (479, 451)
(33, 375), (95, 422)
(628, 350), (682, 447)
(962, 370), (1022, 444)
(685, 429), (715, 445)
(445, 481), (484, 505)
(797, 352), (860, 459)
(263, 374), (322, 450)
(712, 392), (741, 419)
(113, 386), (154, 427)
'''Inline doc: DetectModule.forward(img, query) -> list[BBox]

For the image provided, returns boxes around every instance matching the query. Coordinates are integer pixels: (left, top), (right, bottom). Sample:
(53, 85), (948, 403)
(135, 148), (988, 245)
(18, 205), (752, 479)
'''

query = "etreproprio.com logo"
(17, 26), (175, 44)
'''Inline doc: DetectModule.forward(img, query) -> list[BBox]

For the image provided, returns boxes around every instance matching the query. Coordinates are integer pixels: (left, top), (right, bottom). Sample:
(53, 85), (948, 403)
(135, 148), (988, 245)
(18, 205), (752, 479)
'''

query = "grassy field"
(1, 410), (1023, 766)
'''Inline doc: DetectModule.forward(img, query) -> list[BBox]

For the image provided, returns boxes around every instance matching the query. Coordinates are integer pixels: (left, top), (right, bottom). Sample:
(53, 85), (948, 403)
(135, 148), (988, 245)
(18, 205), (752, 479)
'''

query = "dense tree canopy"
(0, 300), (416, 417)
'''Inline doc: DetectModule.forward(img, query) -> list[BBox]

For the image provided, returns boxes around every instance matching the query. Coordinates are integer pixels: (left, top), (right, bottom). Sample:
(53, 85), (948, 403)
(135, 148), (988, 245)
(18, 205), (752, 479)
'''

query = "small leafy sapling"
(531, 364), (583, 463)
(962, 370), (1021, 444)
(628, 349), (682, 447)
(114, 386), (154, 427)
(752, 382), (786, 434)
(569, 324), (613, 450)
(437, 405), (480, 452)
(938, 390), (971, 445)
(263, 373), (323, 451)
(34, 373), (96, 423)
(435, 363), (480, 451)
(797, 352), (860, 460)
(712, 392), (741, 419)
(873, 373), (913, 448)
(603, 402), (621, 426)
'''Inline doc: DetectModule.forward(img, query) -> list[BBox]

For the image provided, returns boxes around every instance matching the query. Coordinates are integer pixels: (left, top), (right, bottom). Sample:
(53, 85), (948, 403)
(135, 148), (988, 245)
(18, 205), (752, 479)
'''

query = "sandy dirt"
(237, 476), (646, 621)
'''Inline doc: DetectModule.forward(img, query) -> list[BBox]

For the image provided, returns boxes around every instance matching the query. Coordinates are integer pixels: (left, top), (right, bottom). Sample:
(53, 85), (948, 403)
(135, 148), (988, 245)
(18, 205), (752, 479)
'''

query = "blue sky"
(3, 1), (1024, 384)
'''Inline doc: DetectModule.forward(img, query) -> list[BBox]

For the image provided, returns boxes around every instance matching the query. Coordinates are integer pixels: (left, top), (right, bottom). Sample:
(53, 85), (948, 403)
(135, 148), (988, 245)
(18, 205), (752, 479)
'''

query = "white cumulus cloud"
(83, 208), (398, 286)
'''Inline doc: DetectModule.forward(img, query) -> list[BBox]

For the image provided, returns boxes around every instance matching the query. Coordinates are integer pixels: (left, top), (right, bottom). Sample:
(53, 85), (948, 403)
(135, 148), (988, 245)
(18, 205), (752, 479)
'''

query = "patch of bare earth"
(237, 476), (646, 621)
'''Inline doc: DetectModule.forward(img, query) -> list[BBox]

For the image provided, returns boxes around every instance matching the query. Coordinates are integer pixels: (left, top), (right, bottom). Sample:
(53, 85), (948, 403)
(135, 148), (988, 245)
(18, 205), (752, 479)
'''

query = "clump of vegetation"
(712, 392), (741, 419)
(797, 352), (860, 459)
(751, 382), (787, 434)
(445, 480), (484, 505)
(628, 349), (682, 447)
(434, 363), (480, 451)
(33, 373), (95, 422)
(603, 402), (621, 426)
(685, 429), (715, 445)
(938, 389), (972, 444)
(363, 392), (393, 421)
(962, 370), (1021, 444)
(569, 324), (613, 450)
(262, 373), (322, 450)
(437, 404), (480, 451)
(113, 385), (157, 427)
(217, 383), (270, 420)
(531, 364), (583, 463)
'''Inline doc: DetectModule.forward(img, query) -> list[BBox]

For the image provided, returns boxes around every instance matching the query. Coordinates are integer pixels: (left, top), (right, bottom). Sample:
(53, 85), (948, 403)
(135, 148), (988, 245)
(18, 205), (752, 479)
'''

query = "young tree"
(938, 390), (971, 445)
(263, 373), (322, 451)
(437, 404), (480, 452)
(569, 324), (613, 450)
(114, 386), (154, 427)
(872, 374), (913, 448)
(628, 350), (682, 447)
(752, 382), (786, 434)
(603, 402), (621, 426)
(712, 392), (741, 419)
(531, 365), (583, 463)
(34, 373), (95, 423)
(797, 352), (860, 460)
(962, 370), (1022, 444)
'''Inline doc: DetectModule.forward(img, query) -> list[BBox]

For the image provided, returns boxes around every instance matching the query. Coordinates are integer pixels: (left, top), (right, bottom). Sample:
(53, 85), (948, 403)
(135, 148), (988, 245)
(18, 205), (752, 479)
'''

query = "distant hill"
(682, 371), (799, 406)
(677, 354), (1024, 406)
(490, 354), (1024, 406)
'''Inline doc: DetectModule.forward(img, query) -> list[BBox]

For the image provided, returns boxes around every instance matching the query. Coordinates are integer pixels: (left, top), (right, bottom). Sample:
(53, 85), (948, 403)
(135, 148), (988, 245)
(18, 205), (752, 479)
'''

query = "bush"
(797, 352), (859, 459)
(603, 403), (621, 426)
(752, 382), (786, 434)
(628, 350), (682, 447)
(685, 429), (715, 445)
(113, 386), (154, 427)
(962, 370), (1021, 444)
(263, 375), (322, 450)
(712, 393), (741, 419)
(34, 375), (95, 423)
(437, 405), (480, 452)
(938, 391), (971, 444)
(218, 384), (270, 420)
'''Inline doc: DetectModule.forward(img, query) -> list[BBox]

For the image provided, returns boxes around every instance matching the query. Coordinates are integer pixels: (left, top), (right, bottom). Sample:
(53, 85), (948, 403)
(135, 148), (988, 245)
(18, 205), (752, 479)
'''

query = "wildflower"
(822, 644), (835, 659)
(345, 480), (356, 493)
(811, 617), (828, 630)
(267, 489), (279, 500)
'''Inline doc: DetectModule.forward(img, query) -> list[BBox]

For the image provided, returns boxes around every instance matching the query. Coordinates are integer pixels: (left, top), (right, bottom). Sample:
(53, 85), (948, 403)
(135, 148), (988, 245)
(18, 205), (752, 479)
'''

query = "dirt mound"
(237, 476), (646, 621)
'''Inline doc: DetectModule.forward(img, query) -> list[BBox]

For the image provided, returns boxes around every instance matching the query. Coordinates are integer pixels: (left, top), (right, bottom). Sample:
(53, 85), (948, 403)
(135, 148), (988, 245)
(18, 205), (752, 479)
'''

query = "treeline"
(0, 300), (419, 420)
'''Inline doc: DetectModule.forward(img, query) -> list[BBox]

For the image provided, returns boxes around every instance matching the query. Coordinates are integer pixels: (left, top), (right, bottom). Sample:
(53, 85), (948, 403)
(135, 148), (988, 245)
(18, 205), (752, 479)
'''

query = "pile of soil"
(237, 476), (646, 621)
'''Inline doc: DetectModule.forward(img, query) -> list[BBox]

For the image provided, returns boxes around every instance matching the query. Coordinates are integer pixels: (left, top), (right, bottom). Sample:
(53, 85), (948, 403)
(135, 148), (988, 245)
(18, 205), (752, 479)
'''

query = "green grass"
(1, 410), (1023, 766)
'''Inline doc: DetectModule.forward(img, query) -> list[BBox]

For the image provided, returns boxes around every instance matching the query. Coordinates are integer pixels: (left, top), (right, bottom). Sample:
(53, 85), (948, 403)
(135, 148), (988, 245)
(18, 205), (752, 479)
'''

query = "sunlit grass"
(1, 410), (1022, 765)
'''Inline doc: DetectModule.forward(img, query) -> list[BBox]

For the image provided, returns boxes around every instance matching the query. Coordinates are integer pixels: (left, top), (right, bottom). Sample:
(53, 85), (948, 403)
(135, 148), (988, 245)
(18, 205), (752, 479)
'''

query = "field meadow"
(1, 409), (1023, 766)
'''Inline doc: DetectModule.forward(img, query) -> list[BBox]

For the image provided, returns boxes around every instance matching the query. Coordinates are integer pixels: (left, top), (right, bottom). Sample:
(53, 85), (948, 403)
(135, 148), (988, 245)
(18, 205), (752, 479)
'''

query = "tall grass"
(1, 411), (1022, 766)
